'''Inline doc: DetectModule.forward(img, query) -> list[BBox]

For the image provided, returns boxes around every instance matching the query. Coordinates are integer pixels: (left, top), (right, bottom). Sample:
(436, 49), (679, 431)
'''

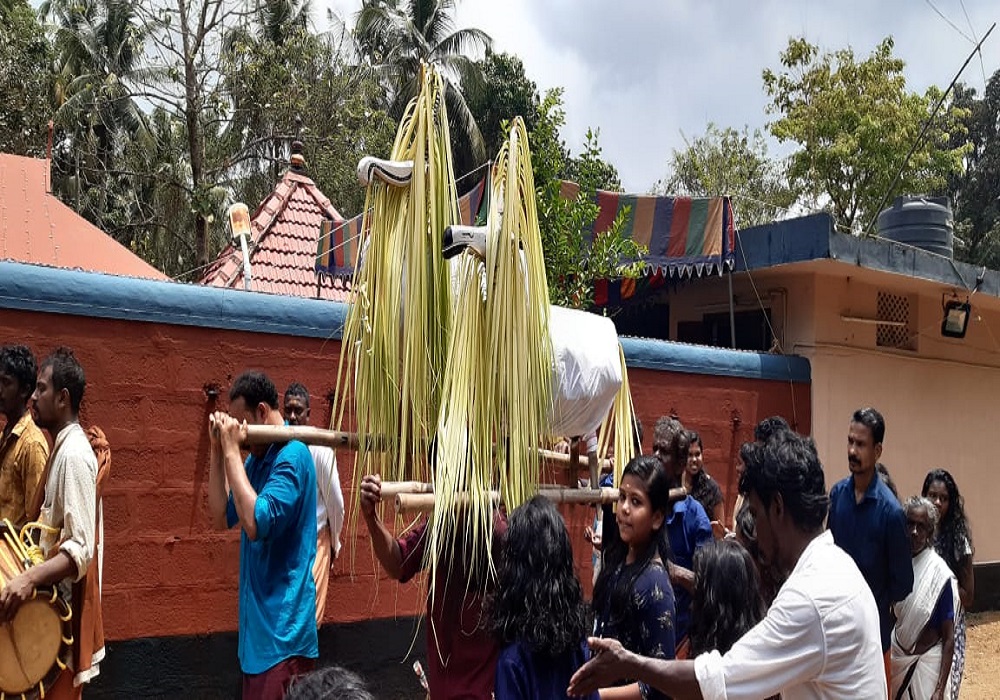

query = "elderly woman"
(890, 497), (958, 700)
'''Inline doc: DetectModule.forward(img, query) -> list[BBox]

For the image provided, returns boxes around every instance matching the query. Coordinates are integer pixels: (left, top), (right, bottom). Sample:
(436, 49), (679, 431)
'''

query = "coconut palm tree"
(354, 0), (491, 171)
(43, 0), (151, 229)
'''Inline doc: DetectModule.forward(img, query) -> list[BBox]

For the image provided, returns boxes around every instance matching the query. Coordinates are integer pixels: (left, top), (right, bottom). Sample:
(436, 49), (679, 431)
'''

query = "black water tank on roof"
(876, 195), (954, 258)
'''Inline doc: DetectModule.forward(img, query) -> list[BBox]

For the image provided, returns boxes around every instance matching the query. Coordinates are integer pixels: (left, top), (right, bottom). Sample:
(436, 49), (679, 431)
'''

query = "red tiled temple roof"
(201, 167), (350, 301)
(0, 153), (167, 279)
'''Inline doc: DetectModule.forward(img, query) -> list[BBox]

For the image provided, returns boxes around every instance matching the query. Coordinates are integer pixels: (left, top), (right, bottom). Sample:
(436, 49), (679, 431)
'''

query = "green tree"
(942, 73), (1000, 268)
(221, 10), (396, 220)
(763, 36), (968, 234)
(45, 0), (151, 234)
(655, 123), (797, 228)
(566, 127), (622, 193)
(354, 0), (491, 172)
(529, 89), (641, 308)
(0, 1), (54, 157)
(127, 0), (257, 269)
(465, 50), (540, 164)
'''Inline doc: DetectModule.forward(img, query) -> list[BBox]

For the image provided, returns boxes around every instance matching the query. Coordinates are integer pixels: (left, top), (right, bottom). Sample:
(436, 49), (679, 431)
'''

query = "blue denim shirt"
(665, 495), (713, 642)
(226, 440), (318, 673)
(828, 473), (913, 652)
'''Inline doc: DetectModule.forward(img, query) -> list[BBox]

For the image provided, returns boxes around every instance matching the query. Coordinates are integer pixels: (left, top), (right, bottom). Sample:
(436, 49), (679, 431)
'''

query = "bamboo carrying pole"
(380, 481), (435, 499)
(243, 425), (359, 450)
(243, 425), (613, 472)
(394, 487), (619, 514)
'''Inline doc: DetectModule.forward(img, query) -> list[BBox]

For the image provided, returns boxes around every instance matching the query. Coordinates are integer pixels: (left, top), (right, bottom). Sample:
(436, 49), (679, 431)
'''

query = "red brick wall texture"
(0, 307), (809, 641)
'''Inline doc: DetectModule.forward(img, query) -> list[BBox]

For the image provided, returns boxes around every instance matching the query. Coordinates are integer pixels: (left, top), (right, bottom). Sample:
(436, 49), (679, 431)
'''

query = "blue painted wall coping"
(0, 261), (810, 383)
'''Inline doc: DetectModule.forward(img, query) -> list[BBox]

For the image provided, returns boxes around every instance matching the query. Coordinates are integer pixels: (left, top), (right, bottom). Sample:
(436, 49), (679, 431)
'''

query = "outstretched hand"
(567, 637), (631, 697)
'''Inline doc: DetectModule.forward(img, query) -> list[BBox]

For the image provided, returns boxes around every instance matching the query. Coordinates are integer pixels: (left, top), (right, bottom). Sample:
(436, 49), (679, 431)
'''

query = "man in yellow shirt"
(0, 344), (49, 528)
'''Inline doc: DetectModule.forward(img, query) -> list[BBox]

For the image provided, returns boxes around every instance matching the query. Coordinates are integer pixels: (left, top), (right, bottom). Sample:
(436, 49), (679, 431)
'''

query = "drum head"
(0, 598), (63, 694)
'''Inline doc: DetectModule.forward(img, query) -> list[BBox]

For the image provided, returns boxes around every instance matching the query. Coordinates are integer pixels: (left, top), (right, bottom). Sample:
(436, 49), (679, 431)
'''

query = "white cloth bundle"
(548, 305), (622, 437)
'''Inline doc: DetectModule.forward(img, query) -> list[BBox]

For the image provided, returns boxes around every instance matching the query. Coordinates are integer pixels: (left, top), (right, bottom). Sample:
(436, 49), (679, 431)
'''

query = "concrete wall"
(802, 265), (1000, 562)
(0, 261), (809, 697)
(662, 260), (1000, 566)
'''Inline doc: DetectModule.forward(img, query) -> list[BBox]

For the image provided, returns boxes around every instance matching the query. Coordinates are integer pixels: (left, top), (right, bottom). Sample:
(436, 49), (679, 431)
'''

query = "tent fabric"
(315, 178), (734, 287)
(568, 183), (735, 279)
(314, 178), (488, 278)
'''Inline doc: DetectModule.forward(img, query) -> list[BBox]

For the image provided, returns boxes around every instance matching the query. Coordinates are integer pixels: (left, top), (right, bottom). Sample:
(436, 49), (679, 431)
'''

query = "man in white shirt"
(569, 431), (886, 700)
(283, 382), (344, 626)
(0, 347), (103, 699)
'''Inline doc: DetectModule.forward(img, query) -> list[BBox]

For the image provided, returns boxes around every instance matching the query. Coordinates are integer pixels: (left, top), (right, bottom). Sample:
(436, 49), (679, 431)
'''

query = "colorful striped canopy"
(316, 178), (734, 287)
(315, 178), (488, 278)
(561, 182), (735, 279)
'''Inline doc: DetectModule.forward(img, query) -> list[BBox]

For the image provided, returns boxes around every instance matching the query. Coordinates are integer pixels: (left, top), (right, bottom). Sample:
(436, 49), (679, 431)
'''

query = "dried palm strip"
(597, 344), (640, 487)
(331, 67), (459, 573)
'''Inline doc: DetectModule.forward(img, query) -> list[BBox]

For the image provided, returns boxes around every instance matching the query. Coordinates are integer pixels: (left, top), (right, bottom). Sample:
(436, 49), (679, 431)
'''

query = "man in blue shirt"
(207, 371), (318, 700)
(651, 417), (713, 648)
(828, 406), (913, 693)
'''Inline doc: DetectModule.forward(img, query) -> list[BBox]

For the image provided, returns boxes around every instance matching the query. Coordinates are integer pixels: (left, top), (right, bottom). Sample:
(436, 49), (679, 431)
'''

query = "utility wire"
(862, 22), (996, 239)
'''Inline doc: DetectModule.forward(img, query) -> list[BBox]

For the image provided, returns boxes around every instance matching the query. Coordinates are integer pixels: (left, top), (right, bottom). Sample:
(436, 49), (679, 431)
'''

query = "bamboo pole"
(242, 425), (613, 472)
(395, 487), (619, 513)
(243, 425), (358, 449)
(380, 481), (434, 499)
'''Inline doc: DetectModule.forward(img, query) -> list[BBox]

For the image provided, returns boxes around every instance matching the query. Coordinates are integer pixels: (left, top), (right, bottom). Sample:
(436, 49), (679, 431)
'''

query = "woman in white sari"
(891, 497), (957, 700)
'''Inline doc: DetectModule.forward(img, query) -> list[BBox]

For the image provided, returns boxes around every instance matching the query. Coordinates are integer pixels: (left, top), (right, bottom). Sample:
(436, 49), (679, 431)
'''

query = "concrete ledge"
(85, 617), (427, 699)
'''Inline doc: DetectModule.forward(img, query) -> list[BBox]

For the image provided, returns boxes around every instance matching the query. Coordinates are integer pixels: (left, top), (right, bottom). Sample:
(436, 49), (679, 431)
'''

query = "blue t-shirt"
(494, 640), (599, 700)
(828, 474), (913, 652)
(226, 440), (318, 674)
(666, 495), (713, 642)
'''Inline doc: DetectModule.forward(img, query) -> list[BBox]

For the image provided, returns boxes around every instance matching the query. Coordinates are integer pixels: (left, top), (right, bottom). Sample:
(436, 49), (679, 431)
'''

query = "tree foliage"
(942, 72), (1000, 268)
(354, 0), (491, 177)
(465, 50), (540, 165)
(0, 1), (54, 158)
(530, 89), (641, 308)
(655, 123), (796, 228)
(44, 0), (152, 241)
(221, 15), (395, 222)
(763, 36), (968, 234)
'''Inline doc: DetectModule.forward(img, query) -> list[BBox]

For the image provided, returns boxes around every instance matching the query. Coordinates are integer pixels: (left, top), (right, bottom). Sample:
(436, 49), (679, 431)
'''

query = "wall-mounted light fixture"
(941, 299), (971, 338)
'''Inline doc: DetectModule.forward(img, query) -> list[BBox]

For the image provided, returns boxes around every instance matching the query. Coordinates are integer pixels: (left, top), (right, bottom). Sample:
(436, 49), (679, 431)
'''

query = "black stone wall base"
(972, 561), (1000, 613)
(84, 617), (427, 700)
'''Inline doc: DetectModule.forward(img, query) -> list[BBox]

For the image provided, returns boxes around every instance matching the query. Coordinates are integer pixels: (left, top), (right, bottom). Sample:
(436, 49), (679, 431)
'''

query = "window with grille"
(876, 291), (916, 350)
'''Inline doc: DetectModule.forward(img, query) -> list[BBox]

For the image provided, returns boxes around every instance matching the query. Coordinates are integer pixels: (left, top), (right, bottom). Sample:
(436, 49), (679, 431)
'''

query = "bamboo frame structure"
(394, 486), (619, 513)
(242, 425), (612, 472)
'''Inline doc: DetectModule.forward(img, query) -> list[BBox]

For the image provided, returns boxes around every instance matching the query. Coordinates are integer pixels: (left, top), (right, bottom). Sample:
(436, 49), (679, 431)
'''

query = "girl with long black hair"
(688, 538), (766, 657)
(490, 495), (596, 700)
(592, 455), (676, 700)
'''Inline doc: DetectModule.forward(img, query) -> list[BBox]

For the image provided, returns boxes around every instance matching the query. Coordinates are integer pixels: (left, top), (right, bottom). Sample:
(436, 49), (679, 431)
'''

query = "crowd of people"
(0, 346), (980, 700)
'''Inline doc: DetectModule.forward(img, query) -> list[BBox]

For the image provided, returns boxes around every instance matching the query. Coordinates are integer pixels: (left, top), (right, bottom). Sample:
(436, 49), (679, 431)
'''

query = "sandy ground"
(959, 611), (1000, 699)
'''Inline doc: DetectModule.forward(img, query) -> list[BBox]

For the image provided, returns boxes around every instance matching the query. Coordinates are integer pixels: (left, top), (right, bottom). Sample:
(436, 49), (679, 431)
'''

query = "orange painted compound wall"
(0, 263), (809, 642)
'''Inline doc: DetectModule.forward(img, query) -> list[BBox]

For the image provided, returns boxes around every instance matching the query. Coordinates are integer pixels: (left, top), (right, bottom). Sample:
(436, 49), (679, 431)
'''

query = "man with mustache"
(827, 407), (912, 694)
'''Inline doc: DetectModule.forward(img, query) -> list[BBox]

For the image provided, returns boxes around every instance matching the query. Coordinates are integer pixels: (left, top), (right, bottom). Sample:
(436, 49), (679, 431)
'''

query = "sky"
(324, 0), (1000, 192)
